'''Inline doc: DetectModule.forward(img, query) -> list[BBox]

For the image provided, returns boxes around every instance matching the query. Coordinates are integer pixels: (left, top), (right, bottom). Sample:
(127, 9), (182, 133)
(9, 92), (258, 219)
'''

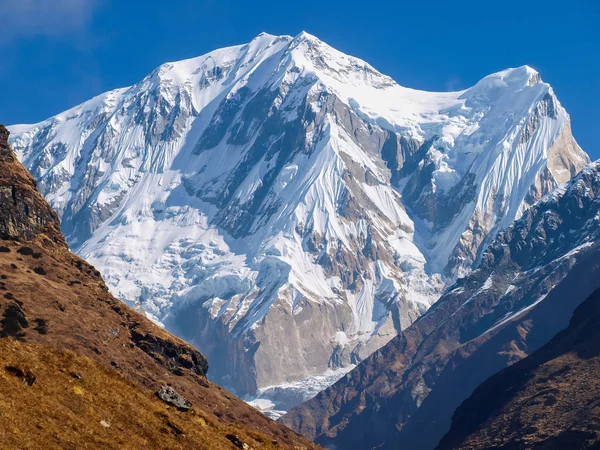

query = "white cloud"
(0, 0), (101, 42)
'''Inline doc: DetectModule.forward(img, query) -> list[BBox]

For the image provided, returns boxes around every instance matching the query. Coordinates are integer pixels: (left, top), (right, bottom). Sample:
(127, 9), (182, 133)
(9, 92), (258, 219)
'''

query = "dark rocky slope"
(282, 161), (600, 450)
(0, 125), (64, 244)
(0, 123), (318, 449)
(438, 288), (600, 449)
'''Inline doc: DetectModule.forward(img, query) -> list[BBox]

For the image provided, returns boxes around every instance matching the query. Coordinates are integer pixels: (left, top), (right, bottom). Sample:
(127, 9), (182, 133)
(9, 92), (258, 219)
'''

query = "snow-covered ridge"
(8, 32), (589, 404)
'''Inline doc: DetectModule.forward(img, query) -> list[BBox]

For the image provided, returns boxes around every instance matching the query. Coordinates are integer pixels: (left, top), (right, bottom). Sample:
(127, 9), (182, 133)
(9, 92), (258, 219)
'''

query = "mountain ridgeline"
(9, 32), (589, 414)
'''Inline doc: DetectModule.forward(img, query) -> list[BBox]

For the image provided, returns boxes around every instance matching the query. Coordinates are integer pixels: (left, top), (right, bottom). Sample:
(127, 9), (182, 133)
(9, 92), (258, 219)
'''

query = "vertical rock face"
(282, 161), (600, 449)
(8, 32), (589, 404)
(0, 125), (64, 245)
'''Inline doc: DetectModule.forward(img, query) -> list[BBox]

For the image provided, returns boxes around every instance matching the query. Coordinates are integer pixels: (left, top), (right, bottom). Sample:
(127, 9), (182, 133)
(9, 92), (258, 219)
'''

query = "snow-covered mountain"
(284, 161), (600, 449)
(8, 32), (588, 407)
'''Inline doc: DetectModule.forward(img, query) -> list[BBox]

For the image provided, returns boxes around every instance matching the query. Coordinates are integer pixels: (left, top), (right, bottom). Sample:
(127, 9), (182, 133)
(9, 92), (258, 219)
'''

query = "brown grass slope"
(0, 124), (318, 450)
(437, 287), (600, 450)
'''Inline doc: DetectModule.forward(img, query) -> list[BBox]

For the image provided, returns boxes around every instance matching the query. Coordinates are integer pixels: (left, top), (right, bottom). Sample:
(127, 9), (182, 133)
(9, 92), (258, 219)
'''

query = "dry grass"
(0, 338), (283, 449)
(0, 238), (318, 449)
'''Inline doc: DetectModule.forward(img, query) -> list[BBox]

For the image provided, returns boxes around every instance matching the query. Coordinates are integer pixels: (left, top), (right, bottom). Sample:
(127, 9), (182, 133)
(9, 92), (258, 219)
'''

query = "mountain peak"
(294, 30), (320, 42)
(254, 31), (275, 38)
(249, 31), (290, 45)
(8, 35), (589, 409)
(507, 64), (542, 85)
(468, 65), (545, 94)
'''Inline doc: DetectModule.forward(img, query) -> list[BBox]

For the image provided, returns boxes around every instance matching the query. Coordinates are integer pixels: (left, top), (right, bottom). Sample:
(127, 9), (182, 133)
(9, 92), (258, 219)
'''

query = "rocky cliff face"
(9, 32), (588, 406)
(283, 161), (600, 449)
(0, 125), (64, 244)
(437, 287), (600, 450)
(0, 124), (317, 449)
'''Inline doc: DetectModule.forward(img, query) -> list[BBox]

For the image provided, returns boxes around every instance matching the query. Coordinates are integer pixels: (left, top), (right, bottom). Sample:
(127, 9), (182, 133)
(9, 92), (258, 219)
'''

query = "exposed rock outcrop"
(0, 125), (64, 245)
(156, 385), (192, 411)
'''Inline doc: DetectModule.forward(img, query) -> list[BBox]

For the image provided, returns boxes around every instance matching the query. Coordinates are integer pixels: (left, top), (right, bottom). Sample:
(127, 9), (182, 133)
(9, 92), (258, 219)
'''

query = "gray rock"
(156, 386), (192, 411)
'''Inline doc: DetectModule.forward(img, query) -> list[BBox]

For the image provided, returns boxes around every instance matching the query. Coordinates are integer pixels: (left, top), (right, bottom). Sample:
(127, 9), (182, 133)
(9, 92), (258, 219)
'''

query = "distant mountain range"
(9, 31), (589, 418)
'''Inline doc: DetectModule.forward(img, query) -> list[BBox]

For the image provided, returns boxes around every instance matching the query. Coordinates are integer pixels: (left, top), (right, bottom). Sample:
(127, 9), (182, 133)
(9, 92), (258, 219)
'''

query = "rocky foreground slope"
(282, 161), (600, 449)
(437, 287), (600, 449)
(0, 124), (317, 449)
(9, 33), (588, 406)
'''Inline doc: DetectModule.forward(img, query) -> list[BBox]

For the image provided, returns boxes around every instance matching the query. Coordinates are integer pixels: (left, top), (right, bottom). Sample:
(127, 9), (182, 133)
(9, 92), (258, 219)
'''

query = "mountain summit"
(9, 32), (589, 409)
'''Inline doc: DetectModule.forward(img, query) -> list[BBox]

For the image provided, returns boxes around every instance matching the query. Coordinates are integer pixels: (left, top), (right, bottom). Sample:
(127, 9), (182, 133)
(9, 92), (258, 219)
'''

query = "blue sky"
(0, 0), (598, 158)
